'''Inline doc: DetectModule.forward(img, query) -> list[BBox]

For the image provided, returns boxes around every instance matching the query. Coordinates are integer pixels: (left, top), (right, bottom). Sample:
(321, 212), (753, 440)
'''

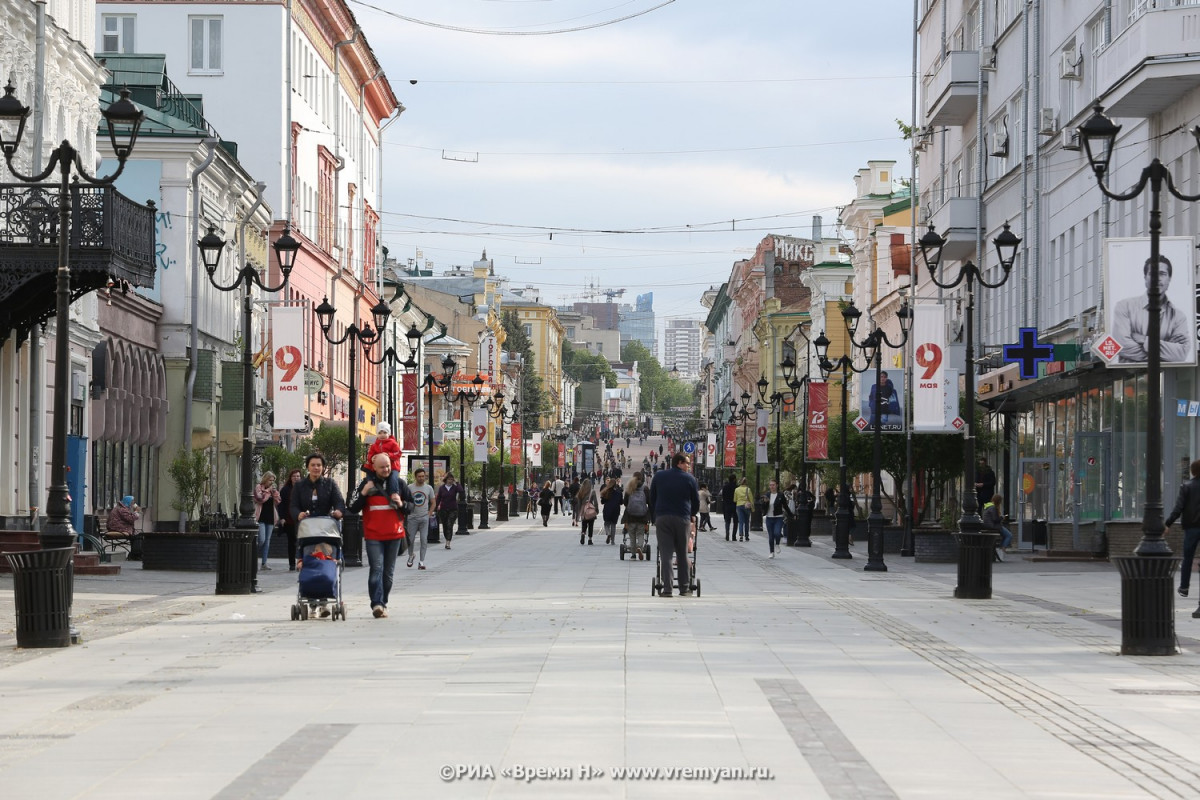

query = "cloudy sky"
(353, 0), (917, 333)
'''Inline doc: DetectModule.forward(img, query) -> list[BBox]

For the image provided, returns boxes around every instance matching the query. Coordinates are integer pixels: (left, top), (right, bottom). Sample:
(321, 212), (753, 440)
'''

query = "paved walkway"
(2, 513), (1200, 799)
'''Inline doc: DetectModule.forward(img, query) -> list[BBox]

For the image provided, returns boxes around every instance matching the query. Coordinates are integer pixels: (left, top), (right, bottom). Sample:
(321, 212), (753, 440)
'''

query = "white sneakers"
(769, 552), (775, 559)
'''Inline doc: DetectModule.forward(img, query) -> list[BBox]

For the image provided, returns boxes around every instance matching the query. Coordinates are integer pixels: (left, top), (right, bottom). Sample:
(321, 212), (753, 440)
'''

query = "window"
(189, 16), (223, 73)
(101, 15), (135, 53)
(317, 147), (336, 254)
(566, 327), (575, 338)
(523, 324), (533, 338)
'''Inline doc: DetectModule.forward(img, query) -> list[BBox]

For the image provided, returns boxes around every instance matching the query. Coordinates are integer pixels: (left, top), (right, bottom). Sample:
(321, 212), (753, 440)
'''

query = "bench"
(92, 509), (144, 560)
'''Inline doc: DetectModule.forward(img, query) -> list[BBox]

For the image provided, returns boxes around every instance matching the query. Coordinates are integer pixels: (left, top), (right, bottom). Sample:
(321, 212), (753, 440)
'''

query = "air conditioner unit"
(1060, 49), (1082, 80)
(1038, 108), (1058, 135)
(989, 133), (1009, 158)
(1061, 128), (1081, 151)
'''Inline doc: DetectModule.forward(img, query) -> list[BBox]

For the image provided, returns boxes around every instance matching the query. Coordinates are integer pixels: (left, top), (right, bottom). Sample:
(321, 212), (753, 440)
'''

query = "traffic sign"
(853, 416), (869, 432)
(683, 441), (696, 454)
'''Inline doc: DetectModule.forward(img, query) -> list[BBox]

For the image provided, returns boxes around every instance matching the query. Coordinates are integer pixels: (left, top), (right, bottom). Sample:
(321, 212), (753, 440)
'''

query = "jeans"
(1181, 528), (1200, 591)
(699, 512), (712, 530)
(998, 526), (1013, 550)
(656, 516), (691, 594)
(257, 522), (273, 565)
(408, 516), (429, 563)
(724, 510), (735, 538)
(365, 538), (402, 608)
(736, 507), (750, 538)
(765, 516), (783, 552)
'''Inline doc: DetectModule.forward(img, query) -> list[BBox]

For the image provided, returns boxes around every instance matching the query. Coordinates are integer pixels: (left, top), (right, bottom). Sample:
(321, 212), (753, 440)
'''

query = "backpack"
(627, 487), (648, 517)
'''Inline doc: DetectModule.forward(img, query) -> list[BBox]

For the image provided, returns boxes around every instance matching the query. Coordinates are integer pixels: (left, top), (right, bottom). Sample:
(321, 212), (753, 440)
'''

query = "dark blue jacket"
(648, 467), (700, 522)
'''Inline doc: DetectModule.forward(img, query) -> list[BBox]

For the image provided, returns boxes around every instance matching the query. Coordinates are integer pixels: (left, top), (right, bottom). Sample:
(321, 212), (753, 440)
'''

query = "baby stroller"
(651, 525), (700, 597)
(618, 524), (651, 561)
(291, 516), (346, 621)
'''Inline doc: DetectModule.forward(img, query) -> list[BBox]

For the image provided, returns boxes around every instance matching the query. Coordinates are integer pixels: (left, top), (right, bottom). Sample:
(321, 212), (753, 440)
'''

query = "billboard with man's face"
(1104, 237), (1196, 367)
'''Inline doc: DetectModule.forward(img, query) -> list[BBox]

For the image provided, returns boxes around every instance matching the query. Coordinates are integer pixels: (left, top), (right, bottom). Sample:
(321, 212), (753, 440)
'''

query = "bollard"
(5, 547), (74, 648)
(215, 530), (255, 595)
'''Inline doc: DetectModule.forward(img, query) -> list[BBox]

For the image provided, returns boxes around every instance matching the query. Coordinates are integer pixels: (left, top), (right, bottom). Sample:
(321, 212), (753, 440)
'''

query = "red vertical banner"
(807, 382), (829, 460)
(401, 373), (418, 451)
(557, 441), (566, 468)
(509, 422), (522, 465)
(724, 425), (737, 467)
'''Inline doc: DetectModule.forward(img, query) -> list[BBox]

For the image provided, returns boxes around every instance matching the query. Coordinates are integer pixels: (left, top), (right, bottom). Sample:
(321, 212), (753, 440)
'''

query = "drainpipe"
(357, 66), (382, 286)
(28, 1), (47, 526)
(285, 0), (294, 227)
(182, 139), (220, 531)
(1031, 0), (1042, 333)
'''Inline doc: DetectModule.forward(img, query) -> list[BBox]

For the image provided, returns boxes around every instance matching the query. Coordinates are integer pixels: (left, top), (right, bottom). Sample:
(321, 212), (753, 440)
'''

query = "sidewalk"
(2, 515), (1200, 799)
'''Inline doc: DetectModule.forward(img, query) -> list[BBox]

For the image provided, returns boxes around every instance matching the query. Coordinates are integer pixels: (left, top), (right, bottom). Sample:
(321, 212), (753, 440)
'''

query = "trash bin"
(215, 530), (254, 595)
(509, 492), (520, 516)
(953, 530), (998, 599)
(341, 514), (363, 567)
(457, 505), (474, 536)
(1112, 555), (1178, 655)
(428, 513), (441, 544)
(1031, 519), (1048, 547)
(4, 547), (74, 648)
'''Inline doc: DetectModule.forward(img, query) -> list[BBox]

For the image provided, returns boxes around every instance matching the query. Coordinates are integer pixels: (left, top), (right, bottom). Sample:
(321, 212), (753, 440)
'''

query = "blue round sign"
(683, 441), (696, 454)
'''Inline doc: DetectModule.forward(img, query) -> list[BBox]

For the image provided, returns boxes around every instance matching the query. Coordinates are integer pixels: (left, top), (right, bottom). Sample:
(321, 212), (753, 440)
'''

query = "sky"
(352, 0), (918, 337)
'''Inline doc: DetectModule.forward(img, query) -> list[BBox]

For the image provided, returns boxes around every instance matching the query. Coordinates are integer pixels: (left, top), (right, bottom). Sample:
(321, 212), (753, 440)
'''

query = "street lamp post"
(727, 390), (756, 539)
(0, 82), (144, 551)
(483, 393), (519, 522)
(918, 222), (1021, 598)
(816, 332), (872, 560)
(196, 225), (299, 589)
(756, 356), (809, 546)
(420, 354), (458, 538)
(1078, 105), (1200, 651)
(452, 376), (485, 534)
(792, 323), (816, 546)
(842, 298), (912, 573)
(315, 295), (392, 566)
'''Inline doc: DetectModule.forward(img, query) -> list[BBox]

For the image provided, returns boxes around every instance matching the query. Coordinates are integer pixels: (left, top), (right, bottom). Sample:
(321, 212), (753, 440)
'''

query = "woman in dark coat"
(277, 469), (302, 571)
(600, 477), (623, 544)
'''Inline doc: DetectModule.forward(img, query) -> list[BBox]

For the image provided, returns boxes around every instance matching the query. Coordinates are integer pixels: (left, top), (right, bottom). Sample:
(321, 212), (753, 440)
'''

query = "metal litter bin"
(5, 547), (75, 648)
(1112, 555), (1178, 656)
(953, 531), (998, 599)
(341, 514), (363, 567)
(215, 530), (254, 595)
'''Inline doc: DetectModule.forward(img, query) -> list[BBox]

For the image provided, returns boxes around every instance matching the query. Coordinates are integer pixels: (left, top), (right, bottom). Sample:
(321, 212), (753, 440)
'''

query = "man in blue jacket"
(649, 452), (700, 598)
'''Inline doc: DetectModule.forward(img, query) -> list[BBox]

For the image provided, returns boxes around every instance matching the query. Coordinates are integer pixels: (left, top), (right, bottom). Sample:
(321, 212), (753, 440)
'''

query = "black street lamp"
(757, 352), (812, 546)
(315, 294), (391, 566)
(0, 82), (143, 553)
(727, 390), (757, 535)
(918, 222), (1021, 597)
(791, 323), (817, 546)
(420, 353), (458, 537)
(196, 224), (299, 589)
(816, 330), (872, 560)
(1078, 105), (1199, 652)
(452, 375), (485, 534)
(483, 392), (519, 522)
(842, 298), (912, 572)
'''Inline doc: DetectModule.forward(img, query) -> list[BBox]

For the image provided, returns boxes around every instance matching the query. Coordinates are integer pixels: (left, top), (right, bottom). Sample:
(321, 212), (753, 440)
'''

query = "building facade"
(662, 319), (702, 380)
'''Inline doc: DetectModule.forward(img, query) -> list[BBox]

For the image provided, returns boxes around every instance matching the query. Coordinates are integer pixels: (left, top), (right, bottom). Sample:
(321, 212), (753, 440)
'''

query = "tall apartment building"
(619, 292), (656, 357)
(918, 0), (1200, 547)
(662, 319), (702, 380)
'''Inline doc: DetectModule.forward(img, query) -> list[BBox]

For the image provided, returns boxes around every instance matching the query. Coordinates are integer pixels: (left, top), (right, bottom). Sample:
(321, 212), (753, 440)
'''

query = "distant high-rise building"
(619, 292), (656, 358)
(663, 319), (702, 379)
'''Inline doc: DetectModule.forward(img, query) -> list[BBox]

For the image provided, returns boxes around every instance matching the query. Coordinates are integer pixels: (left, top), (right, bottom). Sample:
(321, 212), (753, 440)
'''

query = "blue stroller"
(291, 517), (346, 621)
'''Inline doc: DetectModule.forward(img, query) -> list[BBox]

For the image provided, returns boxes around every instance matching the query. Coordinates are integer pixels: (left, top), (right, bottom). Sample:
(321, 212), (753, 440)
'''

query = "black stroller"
(652, 525), (700, 597)
(291, 517), (346, 621)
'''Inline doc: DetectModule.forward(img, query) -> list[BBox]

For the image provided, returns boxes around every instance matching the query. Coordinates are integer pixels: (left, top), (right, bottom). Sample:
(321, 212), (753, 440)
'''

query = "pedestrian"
(721, 474), (737, 540)
(734, 476), (753, 542)
(623, 472), (651, 559)
(358, 453), (408, 618)
(539, 480), (554, 526)
(824, 485), (836, 514)
(553, 475), (566, 515)
(577, 476), (601, 545)
(407, 467), (434, 570)
(253, 471), (282, 570)
(601, 476), (623, 544)
(291, 454), (346, 617)
(290, 453), (346, 524)
(433, 473), (464, 549)
(975, 457), (997, 513)
(981, 493), (1013, 562)
(277, 468), (302, 571)
(568, 475), (581, 523)
(649, 453), (700, 598)
(697, 482), (713, 531)
(362, 422), (403, 491)
(1165, 458), (1200, 598)
(761, 479), (788, 559)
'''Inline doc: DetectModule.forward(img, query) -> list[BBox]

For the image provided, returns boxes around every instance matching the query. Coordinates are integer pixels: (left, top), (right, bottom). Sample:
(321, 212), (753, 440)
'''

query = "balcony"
(924, 50), (983, 128)
(927, 196), (979, 263)
(0, 183), (156, 343)
(1096, 2), (1200, 117)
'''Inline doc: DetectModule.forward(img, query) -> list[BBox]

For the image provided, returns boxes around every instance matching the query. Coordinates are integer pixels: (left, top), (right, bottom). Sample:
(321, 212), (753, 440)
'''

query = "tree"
(260, 444), (306, 480)
(307, 423), (366, 479)
(621, 340), (691, 412)
(561, 340), (617, 388)
(168, 447), (210, 531)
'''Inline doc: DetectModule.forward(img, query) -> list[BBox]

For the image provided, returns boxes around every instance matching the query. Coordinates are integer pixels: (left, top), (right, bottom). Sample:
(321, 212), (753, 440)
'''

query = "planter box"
(883, 525), (905, 554)
(141, 531), (218, 571)
(810, 513), (834, 539)
(1047, 521), (1102, 553)
(914, 527), (958, 563)
(1105, 520), (1182, 560)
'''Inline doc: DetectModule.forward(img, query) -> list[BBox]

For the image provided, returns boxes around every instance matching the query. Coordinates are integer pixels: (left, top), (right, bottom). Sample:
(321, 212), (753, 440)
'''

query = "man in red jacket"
(360, 454), (407, 618)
